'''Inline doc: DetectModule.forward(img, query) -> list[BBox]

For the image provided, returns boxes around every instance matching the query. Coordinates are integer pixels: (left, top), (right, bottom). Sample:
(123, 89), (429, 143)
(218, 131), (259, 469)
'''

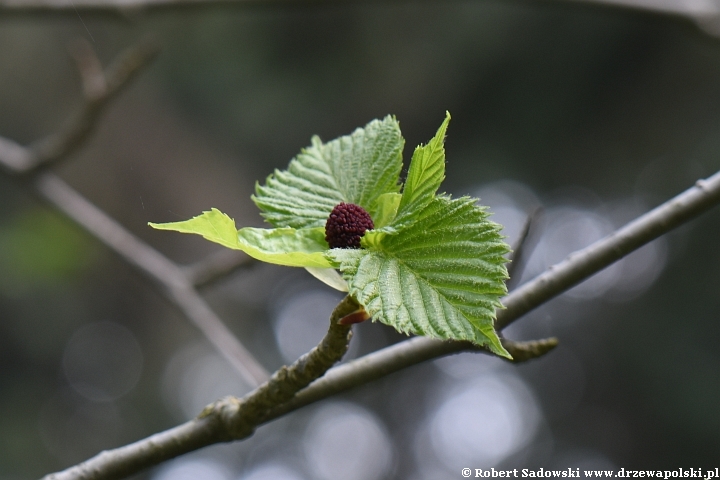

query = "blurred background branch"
(2, 0), (720, 38)
(0, 0), (714, 15)
(506, 207), (543, 291)
(0, 39), (158, 173)
(0, 38), (269, 387)
(184, 248), (254, 289)
(33, 172), (269, 386)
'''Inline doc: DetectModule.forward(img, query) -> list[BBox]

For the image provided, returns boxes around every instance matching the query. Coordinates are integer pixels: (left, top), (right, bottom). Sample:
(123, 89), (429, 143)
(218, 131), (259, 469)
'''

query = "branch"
(0, 40), (269, 387)
(67, 38), (107, 100)
(0, 0), (245, 13)
(0, 0), (716, 25)
(40, 169), (720, 480)
(0, 39), (158, 173)
(36, 172), (270, 386)
(496, 174), (720, 329)
(506, 207), (542, 291)
(264, 337), (554, 421)
(183, 248), (255, 288)
(0, 0), (700, 15)
(42, 296), (359, 480)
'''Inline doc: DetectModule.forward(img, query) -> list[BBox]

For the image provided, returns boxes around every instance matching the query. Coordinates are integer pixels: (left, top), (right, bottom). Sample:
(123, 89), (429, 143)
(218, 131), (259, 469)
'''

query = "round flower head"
(325, 203), (374, 249)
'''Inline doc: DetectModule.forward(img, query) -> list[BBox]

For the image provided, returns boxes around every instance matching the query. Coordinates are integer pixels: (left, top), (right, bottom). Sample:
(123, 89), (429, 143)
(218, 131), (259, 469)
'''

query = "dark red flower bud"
(325, 202), (374, 249)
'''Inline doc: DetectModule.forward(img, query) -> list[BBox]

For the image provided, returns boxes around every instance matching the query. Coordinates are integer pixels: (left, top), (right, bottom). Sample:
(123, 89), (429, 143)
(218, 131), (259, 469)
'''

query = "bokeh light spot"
(303, 402), (394, 480)
(153, 458), (232, 480)
(423, 373), (541, 468)
(62, 321), (143, 402)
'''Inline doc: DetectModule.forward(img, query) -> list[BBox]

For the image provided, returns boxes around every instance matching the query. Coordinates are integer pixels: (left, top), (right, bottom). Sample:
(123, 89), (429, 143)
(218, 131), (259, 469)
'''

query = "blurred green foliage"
(0, 208), (96, 295)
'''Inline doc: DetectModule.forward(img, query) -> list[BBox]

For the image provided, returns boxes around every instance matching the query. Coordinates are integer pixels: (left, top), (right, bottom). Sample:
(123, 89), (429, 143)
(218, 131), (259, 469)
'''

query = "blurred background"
(2, 0), (720, 478)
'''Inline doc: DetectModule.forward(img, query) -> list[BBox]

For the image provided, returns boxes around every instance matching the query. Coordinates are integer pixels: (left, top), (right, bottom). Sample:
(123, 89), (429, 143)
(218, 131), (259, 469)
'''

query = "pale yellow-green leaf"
(373, 192), (402, 229)
(305, 267), (349, 292)
(149, 208), (332, 268)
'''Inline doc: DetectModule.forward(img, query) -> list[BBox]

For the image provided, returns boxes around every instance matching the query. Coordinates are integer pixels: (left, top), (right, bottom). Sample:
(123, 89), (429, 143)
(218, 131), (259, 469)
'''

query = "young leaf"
(390, 111), (450, 230)
(328, 196), (511, 357)
(253, 116), (404, 229)
(149, 208), (240, 250)
(236, 227), (332, 268)
(149, 209), (332, 268)
(149, 113), (512, 357)
(372, 192), (402, 229)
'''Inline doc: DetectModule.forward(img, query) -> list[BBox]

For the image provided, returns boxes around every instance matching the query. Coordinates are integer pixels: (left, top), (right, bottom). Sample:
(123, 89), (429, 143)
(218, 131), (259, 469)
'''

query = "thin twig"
(183, 248), (255, 288)
(39, 169), (720, 480)
(506, 207), (543, 291)
(0, 0), (715, 19)
(0, 39), (158, 173)
(496, 174), (720, 329)
(0, 136), (33, 172)
(27, 39), (159, 171)
(42, 296), (359, 480)
(3, 0), (719, 42)
(67, 38), (107, 99)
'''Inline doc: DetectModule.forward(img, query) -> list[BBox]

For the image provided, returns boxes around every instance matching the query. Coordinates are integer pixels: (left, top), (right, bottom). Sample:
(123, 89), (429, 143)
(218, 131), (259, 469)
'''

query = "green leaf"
(149, 208), (240, 249)
(149, 209), (332, 268)
(373, 192), (402, 229)
(328, 196), (511, 357)
(149, 113), (513, 358)
(390, 111), (450, 230)
(253, 116), (404, 229)
(236, 227), (332, 268)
